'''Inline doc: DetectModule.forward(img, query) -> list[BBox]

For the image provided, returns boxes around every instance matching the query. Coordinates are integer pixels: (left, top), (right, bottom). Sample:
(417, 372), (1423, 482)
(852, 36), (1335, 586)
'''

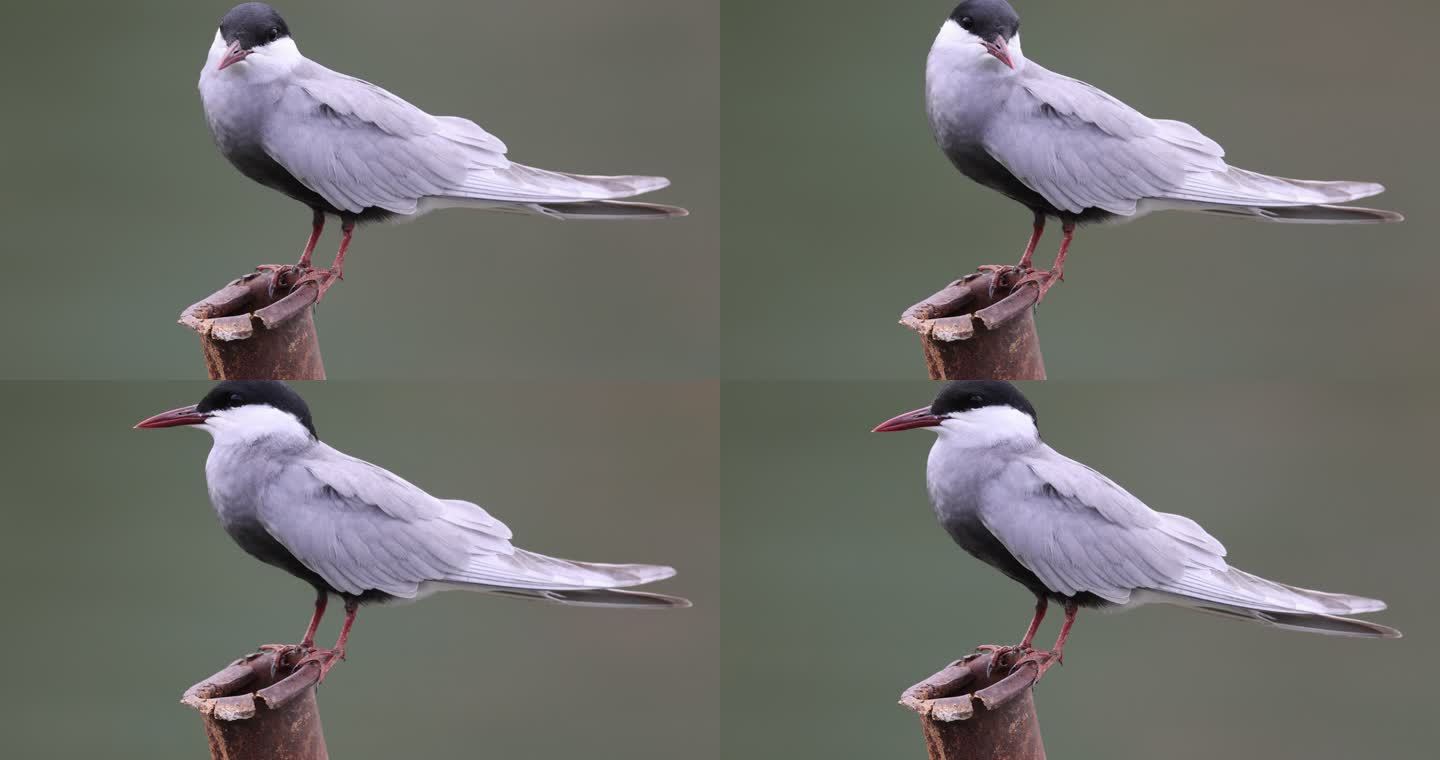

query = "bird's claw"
(1012, 268), (1064, 303)
(257, 643), (314, 678)
(975, 643), (1032, 679)
(1009, 649), (1063, 679)
(255, 265), (311, 300)
(293, 647), (345, 683)
(292, 268), (343, 303)
(975, 265), (1030, 299)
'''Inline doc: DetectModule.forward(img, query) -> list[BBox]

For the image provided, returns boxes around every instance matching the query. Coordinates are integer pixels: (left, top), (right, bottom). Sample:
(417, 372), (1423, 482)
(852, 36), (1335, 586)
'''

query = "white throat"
(201, 404), (314, 451)
(204, 30), (304, 84)
(929, 406), (1039, 452)
(928, 20), (1024, 75)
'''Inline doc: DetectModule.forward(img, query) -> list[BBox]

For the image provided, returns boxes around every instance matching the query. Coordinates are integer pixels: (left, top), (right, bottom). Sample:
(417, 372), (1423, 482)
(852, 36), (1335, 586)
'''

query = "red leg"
(1049, 220), (1075, 284)
(1018, 212), (1046, 270)
(330, 218), (354, 279)
(977, 212), (1048, 296)
(977, 595), (1048, 676)
(294, 598), (358, 683)
(257, 209), (326, 297)
(1014, 220), (1076, 302)
(293, 217), (354, 302)
(298, 209), (325, 270)
(300, 590), (327, 649)
(1013, 599), (1078, 679)
(257, 589), (328, 672)
(1018, 596), (1047, 650)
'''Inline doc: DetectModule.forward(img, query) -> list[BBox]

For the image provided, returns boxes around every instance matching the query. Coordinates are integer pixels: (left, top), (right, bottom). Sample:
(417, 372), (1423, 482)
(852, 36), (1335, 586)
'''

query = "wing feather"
(985, 64), (1229, 215)
(262, 62), (505, 214)
(260, 62), (669, 215)
(984, 63), (1384, 217)
(256, 445), (515, 597)
(978, 446), (1225, 604)
(978, 445), (1383, 623)
(255, 444), (672, 599)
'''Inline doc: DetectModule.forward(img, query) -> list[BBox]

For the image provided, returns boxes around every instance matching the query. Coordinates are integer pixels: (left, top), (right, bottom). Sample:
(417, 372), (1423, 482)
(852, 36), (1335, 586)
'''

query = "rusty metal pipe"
(899, 271), (1045, 380)
(899, 653), (1046, 760)
(179, 271), (326, 380)
(182, 651), (329, 760)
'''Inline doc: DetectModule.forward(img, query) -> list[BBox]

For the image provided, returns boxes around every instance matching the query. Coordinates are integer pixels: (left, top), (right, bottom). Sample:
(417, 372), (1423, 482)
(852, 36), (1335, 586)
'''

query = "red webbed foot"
(292, 646), (346, 683)
(1009, 648), (1064, 679)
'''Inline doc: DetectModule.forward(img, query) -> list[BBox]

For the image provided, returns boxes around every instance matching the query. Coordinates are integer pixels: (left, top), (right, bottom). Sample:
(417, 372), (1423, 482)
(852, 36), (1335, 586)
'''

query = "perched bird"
(137, 381), (687, 680)
(199, 3), (686, 299)
(874, 381), (1398, 676)
(926, 0), (1401, 299)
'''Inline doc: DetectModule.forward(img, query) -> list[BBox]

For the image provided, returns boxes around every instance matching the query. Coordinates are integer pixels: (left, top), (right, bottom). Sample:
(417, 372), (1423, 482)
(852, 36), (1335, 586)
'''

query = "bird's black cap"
(219, 3), (291, 50)
(197, 381), (317, 439)
(931, 381), (1037, 424)
(949, 0), (1021, 41)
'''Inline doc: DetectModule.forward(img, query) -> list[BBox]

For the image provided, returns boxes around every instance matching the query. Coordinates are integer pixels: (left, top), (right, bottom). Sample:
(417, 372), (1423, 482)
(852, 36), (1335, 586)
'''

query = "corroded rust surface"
(899, 271), (1046, 381)
(899, 653), (1047, 760)
(179, 271), (326, 380)
(182, 651), (329, 760)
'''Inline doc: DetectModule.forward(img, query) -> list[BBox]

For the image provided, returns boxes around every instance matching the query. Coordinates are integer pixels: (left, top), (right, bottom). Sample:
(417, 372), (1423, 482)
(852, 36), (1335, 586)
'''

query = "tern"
(137, 381), (688, 681)
(927, 0), (1401, 300)
(874, 381), (1398, 677)
(199, 3), (686, 299)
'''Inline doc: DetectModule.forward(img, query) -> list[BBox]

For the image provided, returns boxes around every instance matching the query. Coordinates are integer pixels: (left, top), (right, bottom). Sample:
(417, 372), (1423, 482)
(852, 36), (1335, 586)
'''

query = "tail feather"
(1171, 166), (1401, 223)
(452, 163), (673, 204)
(1186, 603), (1400, 639)
(487, 587), (691, 608)
(532, 200), (689, 219)
(1202, 204), (1404, 224)
(439, 550), (690, 608)
(1147, 566), (1399, 638)
(1163, 566), (1387, 616)
(1181, 168), (1386, 205)
(449, 548), (676, 591)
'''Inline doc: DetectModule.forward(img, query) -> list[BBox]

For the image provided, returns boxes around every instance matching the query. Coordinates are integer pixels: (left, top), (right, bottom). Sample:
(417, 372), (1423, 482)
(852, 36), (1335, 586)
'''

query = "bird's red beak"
(135, 404), (209, 429)
(217, 40), (251, 71)
(982, 35), (1015, 69)
(873, 406), (944, 433)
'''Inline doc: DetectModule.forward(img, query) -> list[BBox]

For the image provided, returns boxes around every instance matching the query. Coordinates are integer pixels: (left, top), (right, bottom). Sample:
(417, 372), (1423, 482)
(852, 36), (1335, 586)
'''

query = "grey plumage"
(251, 70), (684, 219)
(198, 9), (685, 225)
(137, 381), (687, 680)
(141, 381), (691, 610)
(955, 446), (1396, 637)
(926, 5), (1401, 226)
(893, 381), (1399, 640)
(210, 435), (687, 608)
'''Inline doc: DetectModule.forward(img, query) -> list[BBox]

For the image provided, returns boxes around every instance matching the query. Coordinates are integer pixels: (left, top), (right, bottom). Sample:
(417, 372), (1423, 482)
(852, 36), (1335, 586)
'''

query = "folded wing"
(978, 447), (1225, 604)
(979, 446), (1393, 636)
(261, 61), (672, 216)
(987, 63), (1388, 218)
(256, 444), (678, 602)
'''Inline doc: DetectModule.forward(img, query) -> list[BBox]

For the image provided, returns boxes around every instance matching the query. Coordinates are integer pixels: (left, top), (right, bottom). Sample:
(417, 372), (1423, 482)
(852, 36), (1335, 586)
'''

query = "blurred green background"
(723, 0), (1437, 380)
(0, 382), (717, 759)
(723, 382), (1437, 759)
(0, 1), (717, 379)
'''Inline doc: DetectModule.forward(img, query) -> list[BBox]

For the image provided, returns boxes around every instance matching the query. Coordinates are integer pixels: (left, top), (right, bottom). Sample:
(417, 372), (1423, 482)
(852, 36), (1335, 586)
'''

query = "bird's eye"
(229, 393), (245, 405)
(267, 27), (280, 42)
(959, 16), (975, 30)
(969, 395), (984, 405)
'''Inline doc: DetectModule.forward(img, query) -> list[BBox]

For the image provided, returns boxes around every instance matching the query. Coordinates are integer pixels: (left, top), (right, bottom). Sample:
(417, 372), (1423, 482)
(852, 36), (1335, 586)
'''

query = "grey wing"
(977, 445), (1228, 604)
(989, 64), (1385, 216)
(981, 447), (1387, 624)
(254, 445), (512, 597)
(262, 63), (671, 215)
(985, 63), (1226, 216)
(256, 444), (674, 599)
(261, 64), (502, 214)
